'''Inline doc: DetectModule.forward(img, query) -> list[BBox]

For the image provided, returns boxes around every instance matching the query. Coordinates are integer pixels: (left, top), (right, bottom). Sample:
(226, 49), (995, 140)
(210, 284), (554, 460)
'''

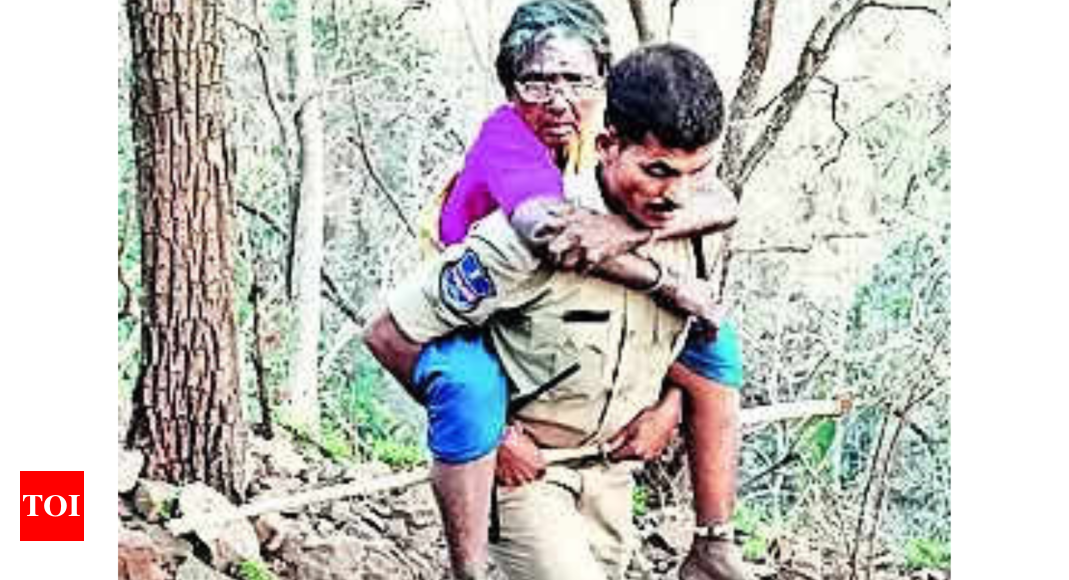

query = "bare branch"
(863, 383), (939, 580)
(928, 83), (951, 136)
(667, 0), (683, 39)
(738, 1), (944, 188)
(849, 403), (891, 580)
(226, 14), (293, 169)
(349, 115), (418, 239)
(733, 243), (812, 256)
(902, 173), (919, 210)
(719, 0), (778, 197)
(225, 12), (299, 296)
(249, 272), (273, 439)
(741, 449), (800, 491)
(627, 0), (656, 44)
(236, 200), (369, 327)
(816, 76), (850, 173)
(733, 230), (879, 255)
(322, 271), (366, 326)
(395, 0), (430, 25)
(849, 329), (948, 580)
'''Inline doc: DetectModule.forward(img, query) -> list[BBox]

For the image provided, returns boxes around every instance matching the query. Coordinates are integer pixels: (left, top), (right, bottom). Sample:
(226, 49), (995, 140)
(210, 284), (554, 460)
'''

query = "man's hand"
(679, 536), (755, 580)
(494, 424), (547, 487)
(605, 389), (682, 461)
(546, 210), (650, 273)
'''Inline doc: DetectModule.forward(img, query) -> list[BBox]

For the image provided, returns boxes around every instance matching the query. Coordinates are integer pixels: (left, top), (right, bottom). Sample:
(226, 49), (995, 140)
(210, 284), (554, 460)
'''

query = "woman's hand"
(546, 210), (650, 273)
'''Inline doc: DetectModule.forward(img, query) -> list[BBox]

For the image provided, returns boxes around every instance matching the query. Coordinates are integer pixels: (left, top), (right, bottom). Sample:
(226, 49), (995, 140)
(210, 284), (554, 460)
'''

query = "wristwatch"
(694, 521), (735, 542)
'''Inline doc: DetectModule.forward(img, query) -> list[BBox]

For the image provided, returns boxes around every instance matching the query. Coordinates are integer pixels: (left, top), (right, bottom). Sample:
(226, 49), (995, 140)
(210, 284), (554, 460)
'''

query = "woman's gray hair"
(495, 0), (612, 97)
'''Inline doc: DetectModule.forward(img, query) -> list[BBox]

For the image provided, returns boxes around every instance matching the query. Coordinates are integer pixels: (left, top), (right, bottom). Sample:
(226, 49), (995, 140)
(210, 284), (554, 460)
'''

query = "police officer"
(366, 44), (753, 580)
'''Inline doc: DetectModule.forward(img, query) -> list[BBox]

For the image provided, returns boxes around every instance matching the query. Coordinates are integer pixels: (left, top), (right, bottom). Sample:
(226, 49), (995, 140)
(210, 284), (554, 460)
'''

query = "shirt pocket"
(550, 309), (611, 398)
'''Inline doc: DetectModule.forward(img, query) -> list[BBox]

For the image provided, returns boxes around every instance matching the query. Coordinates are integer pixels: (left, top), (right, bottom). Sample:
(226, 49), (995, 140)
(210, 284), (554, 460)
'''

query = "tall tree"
(125, 0), (245, 499)
(286, 0), (326, 434)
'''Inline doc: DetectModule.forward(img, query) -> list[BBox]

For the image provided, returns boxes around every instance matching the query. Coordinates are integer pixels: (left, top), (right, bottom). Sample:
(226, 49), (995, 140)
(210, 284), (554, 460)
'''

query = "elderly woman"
(370, 2), (751, 580)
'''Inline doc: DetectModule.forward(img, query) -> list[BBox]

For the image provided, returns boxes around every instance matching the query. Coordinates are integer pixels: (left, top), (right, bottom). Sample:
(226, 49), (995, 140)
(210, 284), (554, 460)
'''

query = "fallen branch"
(742, 395), (852, 432)
(168, 396), (851, 534)
(168, 446), (601, 535)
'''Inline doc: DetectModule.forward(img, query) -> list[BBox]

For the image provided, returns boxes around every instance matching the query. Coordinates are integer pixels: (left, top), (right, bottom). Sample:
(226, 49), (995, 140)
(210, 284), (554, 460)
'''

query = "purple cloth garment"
(439, 105), (564, 245)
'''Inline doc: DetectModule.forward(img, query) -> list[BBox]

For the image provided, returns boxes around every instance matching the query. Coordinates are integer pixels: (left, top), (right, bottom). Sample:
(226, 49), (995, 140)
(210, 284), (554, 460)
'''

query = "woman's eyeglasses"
(514, 75), (603, 104)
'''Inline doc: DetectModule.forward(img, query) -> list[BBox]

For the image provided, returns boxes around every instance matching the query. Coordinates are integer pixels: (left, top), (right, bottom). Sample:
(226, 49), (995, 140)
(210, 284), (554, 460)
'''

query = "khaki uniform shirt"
(390, 170), (724, 449)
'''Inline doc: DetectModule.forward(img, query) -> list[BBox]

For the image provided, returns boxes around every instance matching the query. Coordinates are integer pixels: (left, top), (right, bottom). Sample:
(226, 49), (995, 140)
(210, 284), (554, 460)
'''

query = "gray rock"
(911, 570), (949, 580)
(175, 557), (232, 580)
(118, 527), (168, 580)
(119, 449), (145, 494)
(118, 394), (132, 444)
(318, 462), (344, 482)
(134, 480), (179, 523)
(254, 513), (293, 554)
(327, 499), (354, 523)
(254, 435), (308, 477)
(314, 517), (336, 537)
(280, 536), (415, 580)
(178, 482), (260, 571)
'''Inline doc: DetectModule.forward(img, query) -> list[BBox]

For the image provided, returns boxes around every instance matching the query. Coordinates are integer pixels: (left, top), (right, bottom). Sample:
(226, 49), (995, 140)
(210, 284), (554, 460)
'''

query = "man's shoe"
(679, 536), (755, 580)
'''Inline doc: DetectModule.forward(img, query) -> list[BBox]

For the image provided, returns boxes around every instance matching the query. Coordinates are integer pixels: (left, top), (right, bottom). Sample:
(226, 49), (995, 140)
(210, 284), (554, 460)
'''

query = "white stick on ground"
(167, 396), (851, 535)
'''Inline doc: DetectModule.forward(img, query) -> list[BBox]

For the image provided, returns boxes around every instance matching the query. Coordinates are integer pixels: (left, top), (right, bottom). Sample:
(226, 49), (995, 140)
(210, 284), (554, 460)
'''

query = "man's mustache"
(647, 198), (681, 214)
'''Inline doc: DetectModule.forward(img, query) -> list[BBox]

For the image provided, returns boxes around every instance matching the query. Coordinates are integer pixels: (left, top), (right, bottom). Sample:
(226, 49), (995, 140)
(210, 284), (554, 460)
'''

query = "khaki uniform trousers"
(490, 461), (639, 580)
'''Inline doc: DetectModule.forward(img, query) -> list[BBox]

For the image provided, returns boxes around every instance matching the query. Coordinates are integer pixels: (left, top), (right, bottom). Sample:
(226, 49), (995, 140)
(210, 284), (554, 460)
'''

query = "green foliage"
(732, 502), (773, 562)
(275, 412), (353, 462)
(306, 352), (427, 467)
(268, 0), (295, 23)
(742, 535), (769, 563)
(236, 559), (279, 580)
(904, 537), (950, 570)
(319, 423), (355, 461)
(802, 419), (837, 467)
(158, 496), (178, 521)
(632, 484), (649, 517)
(370, 439), (425, 469)
(326, 358), (390, 440)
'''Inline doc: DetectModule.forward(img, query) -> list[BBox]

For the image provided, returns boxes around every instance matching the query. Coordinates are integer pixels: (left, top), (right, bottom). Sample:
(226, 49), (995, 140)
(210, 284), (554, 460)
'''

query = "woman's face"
(511, 35), (604, 153)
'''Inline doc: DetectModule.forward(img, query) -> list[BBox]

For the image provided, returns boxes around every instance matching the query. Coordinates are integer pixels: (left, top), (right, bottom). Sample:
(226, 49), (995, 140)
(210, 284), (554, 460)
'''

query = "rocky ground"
(117, 434), (948, 580)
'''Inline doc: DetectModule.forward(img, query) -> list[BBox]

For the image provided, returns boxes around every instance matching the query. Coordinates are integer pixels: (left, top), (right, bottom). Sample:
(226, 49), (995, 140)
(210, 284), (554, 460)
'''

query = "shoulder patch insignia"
(440, 249), (497, 314)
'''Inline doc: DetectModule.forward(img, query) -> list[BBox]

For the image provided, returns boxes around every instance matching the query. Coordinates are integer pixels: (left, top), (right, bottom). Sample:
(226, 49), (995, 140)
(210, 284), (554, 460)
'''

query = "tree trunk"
(286, 0), (325, 434)
(125, 0), (245, 500)
(627, 0), (656, 44)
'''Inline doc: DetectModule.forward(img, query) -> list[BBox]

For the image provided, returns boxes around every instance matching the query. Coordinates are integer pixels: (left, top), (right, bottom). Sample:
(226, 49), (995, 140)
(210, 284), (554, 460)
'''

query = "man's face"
(597, 131), (716, 230)
(511, 35), (604, 152)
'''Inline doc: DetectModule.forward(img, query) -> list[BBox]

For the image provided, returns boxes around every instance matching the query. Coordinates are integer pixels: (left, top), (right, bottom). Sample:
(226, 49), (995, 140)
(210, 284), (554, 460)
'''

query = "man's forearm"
(592, 252), (720, 326)
(650, 190), (738, 243)
(591, 251), (662, 291)
(363, 309), (424, 398)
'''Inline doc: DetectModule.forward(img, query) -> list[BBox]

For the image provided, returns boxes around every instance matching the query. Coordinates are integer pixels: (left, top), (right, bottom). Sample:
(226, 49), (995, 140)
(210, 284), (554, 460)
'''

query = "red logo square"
(20, 471), (84, 541)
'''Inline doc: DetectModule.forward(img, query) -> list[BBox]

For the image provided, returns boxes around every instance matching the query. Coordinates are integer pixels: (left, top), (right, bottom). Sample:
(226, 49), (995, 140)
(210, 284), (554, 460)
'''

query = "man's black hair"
(606, 43), (724, 150)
